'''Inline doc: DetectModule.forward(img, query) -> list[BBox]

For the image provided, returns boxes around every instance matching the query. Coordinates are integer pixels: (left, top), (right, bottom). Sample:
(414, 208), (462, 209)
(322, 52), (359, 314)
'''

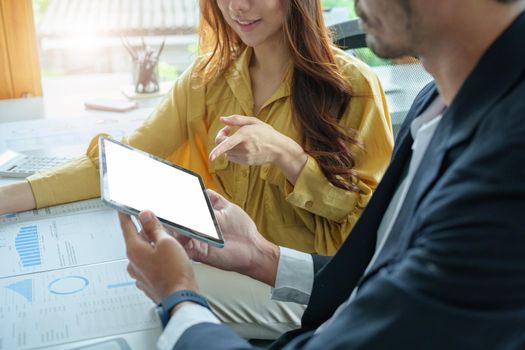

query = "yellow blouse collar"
(225, 46), (293, 116)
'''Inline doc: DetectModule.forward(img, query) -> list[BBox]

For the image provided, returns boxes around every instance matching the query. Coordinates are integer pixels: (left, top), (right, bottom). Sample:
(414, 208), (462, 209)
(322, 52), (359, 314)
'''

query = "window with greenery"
(322, 0), (357, 17)
(321, 0), (393, 66)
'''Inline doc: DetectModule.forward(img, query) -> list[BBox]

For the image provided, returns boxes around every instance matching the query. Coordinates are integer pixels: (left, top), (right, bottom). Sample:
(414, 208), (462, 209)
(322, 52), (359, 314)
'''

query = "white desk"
(0, 97), (155, 156)
(0, 98), (162, 350)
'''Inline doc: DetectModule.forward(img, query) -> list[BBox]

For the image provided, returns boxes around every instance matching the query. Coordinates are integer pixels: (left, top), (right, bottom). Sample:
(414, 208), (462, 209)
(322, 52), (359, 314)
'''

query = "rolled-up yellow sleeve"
(27, 63), (200, 208)
(284, 156), (360, 222)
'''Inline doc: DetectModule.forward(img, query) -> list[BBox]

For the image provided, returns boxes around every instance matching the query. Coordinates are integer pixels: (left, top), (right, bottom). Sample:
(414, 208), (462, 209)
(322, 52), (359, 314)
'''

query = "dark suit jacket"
(175, 11), (525, 350)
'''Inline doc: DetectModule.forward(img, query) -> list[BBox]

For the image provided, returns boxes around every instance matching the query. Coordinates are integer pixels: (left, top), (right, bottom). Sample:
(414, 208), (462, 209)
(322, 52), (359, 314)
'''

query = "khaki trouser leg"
(193, 262), (305, 340)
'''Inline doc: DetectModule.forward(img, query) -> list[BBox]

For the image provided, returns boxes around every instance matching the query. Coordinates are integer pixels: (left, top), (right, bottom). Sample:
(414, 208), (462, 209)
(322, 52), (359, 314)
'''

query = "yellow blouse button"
(305, 200), (313, 208)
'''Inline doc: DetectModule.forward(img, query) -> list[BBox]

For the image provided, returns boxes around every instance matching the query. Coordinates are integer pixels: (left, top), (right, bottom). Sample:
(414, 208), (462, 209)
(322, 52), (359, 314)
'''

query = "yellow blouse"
(27, 47), (393, 255)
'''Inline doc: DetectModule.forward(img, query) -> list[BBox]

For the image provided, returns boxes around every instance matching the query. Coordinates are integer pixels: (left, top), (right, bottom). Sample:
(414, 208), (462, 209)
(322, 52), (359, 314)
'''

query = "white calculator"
(0, 149), (73, 178)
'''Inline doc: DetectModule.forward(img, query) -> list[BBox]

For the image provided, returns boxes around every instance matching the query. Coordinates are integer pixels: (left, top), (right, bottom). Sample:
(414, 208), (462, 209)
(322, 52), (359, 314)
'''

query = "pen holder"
(132, 58), (160, 94)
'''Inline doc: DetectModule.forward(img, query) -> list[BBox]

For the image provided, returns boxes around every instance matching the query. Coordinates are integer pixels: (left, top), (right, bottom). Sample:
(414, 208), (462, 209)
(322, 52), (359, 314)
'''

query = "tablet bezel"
(99, 137), (224, 248)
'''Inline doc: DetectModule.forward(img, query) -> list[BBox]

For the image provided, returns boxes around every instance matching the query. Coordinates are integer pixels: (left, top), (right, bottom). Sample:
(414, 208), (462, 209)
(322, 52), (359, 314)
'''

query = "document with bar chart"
(0, 199), (126, 278)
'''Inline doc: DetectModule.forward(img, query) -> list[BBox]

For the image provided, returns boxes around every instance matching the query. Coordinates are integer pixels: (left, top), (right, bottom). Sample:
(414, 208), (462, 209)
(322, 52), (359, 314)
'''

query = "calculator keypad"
(0, 156), (73, 178)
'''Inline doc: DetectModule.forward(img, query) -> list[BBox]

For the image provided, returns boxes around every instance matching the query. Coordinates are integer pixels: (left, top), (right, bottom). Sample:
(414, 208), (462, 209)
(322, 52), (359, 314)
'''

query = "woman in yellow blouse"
(0, 0), (392, 338)
(1, 1), (392, 256)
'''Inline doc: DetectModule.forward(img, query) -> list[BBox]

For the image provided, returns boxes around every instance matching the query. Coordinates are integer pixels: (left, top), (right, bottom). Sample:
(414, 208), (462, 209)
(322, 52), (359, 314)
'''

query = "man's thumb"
(206, 189), (228, 210)
(138, 210), (169, 242)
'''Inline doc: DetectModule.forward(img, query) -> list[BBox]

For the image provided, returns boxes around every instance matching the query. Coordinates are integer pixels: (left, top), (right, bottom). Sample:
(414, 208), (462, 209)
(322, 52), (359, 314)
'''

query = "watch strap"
(157, 290), (210, 328)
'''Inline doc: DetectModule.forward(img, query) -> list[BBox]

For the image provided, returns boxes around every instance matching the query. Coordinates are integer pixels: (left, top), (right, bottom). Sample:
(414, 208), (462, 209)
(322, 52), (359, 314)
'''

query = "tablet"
(99, 137), (224, 247)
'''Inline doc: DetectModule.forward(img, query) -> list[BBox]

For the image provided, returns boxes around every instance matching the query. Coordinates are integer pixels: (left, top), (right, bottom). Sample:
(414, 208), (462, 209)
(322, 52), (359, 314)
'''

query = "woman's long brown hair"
(197, 0), (360, 191)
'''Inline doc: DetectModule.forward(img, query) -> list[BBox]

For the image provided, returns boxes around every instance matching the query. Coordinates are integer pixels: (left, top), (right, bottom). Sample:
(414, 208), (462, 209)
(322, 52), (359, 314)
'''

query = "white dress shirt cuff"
(272, 247), (314, 305)
(157, 303), (220, 350)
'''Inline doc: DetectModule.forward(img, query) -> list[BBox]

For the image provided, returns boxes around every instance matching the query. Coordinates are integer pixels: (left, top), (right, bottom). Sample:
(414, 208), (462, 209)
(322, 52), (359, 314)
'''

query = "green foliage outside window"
(322, 0), (391, 66)
(322, 0), (357, 17)
(353, 48), (392, 67)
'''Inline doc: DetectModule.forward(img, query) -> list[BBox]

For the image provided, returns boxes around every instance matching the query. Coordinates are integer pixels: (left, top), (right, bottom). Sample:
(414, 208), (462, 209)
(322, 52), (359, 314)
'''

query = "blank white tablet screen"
(103, 140), (218, 240)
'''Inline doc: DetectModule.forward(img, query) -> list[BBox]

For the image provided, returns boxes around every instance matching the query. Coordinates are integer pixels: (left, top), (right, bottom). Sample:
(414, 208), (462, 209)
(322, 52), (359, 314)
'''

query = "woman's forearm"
(0, 181), (37, 215)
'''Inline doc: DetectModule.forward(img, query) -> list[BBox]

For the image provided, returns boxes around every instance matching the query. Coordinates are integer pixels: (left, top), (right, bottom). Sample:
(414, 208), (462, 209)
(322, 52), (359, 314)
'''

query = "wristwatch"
(156, 290), (211, 328)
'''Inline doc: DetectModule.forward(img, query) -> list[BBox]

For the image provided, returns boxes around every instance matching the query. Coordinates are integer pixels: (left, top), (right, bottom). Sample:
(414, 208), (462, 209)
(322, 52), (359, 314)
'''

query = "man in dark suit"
(119, 0), (525, 348)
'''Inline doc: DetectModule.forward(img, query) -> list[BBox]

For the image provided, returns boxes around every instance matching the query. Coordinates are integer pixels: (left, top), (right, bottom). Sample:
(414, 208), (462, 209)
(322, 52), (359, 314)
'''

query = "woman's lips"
(233, 18), (262, 32)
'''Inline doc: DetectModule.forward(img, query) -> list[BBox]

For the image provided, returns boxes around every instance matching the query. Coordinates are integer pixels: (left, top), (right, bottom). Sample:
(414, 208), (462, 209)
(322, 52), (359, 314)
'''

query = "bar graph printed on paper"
(0, 210), (126, 278)
(15, 225), (42, 268)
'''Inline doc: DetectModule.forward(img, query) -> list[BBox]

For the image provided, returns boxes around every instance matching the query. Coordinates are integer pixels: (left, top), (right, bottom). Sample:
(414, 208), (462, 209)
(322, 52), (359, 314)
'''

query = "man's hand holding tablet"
(102, 137), (281, 322)
(119, 210), (199, 304)
(118, 190), (280, 299)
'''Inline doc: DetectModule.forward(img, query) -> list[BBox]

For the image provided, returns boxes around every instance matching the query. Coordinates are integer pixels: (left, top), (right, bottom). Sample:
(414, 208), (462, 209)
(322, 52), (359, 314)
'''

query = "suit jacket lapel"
(360, 90), (444, 277)
(373, 82), (440, 219)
